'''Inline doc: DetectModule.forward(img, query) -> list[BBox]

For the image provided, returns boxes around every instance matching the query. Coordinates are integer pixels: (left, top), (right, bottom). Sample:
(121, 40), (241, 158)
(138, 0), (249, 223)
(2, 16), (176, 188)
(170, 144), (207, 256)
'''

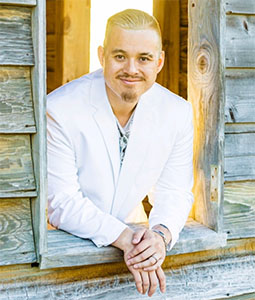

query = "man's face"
(98, 26), (164, 104)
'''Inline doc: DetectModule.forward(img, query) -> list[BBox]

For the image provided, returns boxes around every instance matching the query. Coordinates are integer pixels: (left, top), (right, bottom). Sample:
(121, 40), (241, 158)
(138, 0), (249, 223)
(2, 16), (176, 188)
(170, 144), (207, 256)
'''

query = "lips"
(117, 75), (145, 85)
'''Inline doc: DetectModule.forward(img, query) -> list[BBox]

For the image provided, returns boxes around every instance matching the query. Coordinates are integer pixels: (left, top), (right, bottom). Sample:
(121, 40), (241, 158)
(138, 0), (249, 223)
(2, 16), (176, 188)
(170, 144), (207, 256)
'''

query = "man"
(47, 9), (193, 297)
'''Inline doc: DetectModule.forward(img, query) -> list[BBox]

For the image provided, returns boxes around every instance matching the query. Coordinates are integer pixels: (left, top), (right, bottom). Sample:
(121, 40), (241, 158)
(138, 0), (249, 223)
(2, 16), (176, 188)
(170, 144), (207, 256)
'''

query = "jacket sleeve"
(148, 102), (194, 250)
(47, 108), (127, 247)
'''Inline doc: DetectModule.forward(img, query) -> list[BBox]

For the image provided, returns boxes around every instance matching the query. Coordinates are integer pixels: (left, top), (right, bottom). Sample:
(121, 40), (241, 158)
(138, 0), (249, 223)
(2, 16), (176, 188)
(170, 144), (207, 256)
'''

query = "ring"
(151, 255), (158, 263)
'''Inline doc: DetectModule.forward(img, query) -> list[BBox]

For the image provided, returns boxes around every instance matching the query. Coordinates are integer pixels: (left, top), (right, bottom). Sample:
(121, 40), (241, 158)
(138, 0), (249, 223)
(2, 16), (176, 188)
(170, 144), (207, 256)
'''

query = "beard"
(121, 91), (138, 103)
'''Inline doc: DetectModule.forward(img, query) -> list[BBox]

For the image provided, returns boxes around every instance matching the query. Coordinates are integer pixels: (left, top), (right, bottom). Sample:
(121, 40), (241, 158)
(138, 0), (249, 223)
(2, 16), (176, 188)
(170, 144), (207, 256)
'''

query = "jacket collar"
(90, 70), (158, 215)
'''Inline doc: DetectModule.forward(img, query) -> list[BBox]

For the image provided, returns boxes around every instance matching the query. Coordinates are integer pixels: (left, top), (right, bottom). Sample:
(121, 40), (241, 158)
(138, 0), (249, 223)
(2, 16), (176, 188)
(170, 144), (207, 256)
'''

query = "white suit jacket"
(47, 69), (194, 249)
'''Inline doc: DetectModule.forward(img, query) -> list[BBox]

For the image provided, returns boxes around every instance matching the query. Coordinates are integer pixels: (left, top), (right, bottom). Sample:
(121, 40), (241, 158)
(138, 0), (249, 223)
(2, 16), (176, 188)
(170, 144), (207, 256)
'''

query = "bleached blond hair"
(104, 9), (162, 51)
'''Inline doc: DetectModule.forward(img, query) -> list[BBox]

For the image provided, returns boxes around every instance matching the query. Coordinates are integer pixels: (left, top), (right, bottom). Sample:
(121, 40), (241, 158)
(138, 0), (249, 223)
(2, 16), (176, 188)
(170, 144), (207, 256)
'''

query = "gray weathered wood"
(0, 198), (36, 266)
(224, 181), (255, 238)
(225, 123), (255, 134)
(225, 0), (255, 15)
(188, 0), (225, 232)
(225, 69), (255, 123)
(0, 6), (34, 65)
(30, 0), (47, 260)
(2, 254), (255, 299)
(225, 133), (255, 181)
(0, 134), (36, 194)
(40, 219), (226, 269)
(226, 15), (255, 67)
(0, 0), (36, 5)
(0, 66), (36, 133)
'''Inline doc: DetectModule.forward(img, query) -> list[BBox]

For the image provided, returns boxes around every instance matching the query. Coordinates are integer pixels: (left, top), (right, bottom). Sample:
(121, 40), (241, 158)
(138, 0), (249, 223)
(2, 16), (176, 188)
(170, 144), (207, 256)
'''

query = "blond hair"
(104, 9), (162, 50)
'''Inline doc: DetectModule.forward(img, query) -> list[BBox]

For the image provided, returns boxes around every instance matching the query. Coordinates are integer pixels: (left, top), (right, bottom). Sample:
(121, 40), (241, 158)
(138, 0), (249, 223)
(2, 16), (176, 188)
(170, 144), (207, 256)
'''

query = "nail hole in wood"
(192, 3), (195, 7)
(243, 20), (248, 31)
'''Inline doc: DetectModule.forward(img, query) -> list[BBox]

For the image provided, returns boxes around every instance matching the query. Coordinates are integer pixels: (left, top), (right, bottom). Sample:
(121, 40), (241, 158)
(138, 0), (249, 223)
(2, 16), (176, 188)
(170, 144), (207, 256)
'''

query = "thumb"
(132, 228), (146, 244)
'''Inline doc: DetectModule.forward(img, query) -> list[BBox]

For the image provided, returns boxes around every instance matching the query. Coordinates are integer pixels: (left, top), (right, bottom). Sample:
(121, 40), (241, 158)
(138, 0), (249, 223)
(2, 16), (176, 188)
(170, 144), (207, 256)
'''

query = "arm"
(127, 102), (194, 269)
(47, 109), (128, 247)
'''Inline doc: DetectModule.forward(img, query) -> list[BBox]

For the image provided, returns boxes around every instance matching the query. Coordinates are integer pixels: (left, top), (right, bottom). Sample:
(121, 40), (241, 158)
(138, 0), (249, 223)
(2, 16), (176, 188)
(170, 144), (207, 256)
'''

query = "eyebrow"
(111, 49), (154, 58)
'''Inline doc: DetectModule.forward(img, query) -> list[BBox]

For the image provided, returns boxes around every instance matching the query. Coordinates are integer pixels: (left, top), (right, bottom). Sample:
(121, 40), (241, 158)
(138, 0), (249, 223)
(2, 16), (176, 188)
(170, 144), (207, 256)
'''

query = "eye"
(115, 55), (125, 61)
(139, 56), (150, 62)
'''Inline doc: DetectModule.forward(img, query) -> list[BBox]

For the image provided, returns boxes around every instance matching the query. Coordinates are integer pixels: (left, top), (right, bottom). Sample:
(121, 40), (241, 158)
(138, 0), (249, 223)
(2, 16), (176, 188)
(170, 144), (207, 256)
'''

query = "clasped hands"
(114, 226), (171, 297)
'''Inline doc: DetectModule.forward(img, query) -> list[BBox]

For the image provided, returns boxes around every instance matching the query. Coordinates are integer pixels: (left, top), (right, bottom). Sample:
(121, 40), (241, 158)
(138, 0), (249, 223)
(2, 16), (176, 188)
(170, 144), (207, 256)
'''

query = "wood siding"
(223, 1), (255, 238)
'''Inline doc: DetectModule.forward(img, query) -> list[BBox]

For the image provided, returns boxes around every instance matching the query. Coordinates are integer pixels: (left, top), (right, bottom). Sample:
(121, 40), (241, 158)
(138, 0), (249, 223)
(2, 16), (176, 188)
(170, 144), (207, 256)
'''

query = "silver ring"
(151, 255), (158, 263)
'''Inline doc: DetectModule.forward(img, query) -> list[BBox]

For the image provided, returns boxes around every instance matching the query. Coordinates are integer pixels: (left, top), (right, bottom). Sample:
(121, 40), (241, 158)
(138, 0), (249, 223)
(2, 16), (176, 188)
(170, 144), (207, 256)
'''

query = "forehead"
(105, 26), (161, 53)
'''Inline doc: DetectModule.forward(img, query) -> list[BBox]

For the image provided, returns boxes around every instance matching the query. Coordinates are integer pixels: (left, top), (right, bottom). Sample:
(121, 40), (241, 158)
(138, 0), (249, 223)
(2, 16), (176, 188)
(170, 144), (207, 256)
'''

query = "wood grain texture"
(0, 6), (34, 65)
(180, 0), (188, 27)
(225, 69), (255, 123)
(225, 0), (255, 14)
(0, 0), (36, 6)
(0, 198), (36, 266)
(0, 134), (36, 195)
(225, 123), (255, 134)
(224, 181), (255, 238)
(30, 0), (48, 259)
(225, 132), (255, 181)
(1, 254), (255, 299)
(0, 66), (36, 133)
(188, 0), (225, 232)
(40, 219), (226, 269)
(154, 0), (180, 94)
(226, 15), (255, 67)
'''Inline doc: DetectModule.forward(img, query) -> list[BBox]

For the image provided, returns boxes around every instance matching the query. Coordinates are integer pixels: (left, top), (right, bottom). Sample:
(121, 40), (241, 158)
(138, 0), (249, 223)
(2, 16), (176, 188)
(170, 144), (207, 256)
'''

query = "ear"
(98, 46), (105, 67)
(157, 50), (165, 74)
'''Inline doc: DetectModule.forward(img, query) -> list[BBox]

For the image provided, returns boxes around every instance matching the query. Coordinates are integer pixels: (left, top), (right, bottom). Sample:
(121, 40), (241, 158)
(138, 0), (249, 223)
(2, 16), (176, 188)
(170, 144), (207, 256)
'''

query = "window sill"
(40, 219), (227, 269)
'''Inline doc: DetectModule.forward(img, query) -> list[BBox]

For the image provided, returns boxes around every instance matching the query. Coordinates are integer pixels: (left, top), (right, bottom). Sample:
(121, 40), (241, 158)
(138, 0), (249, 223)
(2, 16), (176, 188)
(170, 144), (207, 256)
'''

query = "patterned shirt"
(116, 111), (135, 168)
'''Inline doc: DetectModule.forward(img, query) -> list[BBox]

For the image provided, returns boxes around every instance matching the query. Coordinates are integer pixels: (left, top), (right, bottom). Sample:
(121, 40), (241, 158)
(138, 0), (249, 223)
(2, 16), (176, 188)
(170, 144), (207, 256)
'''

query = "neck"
(105, 84), (138, 127)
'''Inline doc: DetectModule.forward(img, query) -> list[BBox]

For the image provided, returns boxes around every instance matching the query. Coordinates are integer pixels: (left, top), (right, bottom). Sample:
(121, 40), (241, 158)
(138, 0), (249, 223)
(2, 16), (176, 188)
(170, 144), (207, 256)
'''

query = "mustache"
(116, 74), (145, 81)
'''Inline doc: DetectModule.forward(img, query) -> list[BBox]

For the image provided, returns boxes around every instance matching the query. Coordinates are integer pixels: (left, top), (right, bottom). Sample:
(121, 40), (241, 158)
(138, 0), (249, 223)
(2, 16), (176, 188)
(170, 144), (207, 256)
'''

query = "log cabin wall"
(223, 1), (255, 239)
(0, 1), (39, 266)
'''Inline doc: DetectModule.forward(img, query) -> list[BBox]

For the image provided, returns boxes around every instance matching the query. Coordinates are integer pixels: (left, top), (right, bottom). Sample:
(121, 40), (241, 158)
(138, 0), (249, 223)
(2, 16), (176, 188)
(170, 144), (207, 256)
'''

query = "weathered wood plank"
(226, 15), (255, 67)
(40, 220), (226, 269)
(0, 134), (36, 194)
(225, 133), (255, 181)
(188, 0), (225, 231)
(2, 254), (255, 299)
(0, 66), (36, 133)
(225, 69), (255, 123)
(0, 0), (36, 6)
(180, 0), (188, 27)
(225, 123), (255, 134)
(30, 0), (48, 259)
(153, 0), (180, 94)
(0, 6), (34, 65)
(225, 0), (255, 15)
(0, 198), (36, 266)
(224, 181), (255, 238)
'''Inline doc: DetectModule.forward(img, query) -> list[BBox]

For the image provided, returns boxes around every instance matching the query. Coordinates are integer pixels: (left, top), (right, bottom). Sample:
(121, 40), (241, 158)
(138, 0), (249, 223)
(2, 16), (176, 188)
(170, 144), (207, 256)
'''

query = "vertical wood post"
(188, 0), (225, 232)
(153, 0), (180, 94)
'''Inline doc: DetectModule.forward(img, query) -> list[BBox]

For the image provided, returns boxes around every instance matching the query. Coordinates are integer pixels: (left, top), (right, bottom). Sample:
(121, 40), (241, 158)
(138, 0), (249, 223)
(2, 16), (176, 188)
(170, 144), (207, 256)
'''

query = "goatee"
(121, 92), (138, 103)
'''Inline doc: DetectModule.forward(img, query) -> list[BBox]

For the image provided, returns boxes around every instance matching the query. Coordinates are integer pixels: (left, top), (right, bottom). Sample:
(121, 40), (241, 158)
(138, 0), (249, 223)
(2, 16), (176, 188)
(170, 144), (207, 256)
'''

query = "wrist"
(111, 227), (134, 252)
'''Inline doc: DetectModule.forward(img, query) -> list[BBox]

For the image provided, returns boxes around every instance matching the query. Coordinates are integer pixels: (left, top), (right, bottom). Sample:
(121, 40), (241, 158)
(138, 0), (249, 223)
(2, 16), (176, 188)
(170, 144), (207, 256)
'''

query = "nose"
(123, 58), (138, 75)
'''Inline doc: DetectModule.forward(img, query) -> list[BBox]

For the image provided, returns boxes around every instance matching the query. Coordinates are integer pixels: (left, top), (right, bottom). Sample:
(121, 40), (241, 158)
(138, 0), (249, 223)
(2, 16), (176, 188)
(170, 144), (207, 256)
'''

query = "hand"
(112, 227), (166, 296)
(124, 250), (166, 296)
(126, 228), (166, 271)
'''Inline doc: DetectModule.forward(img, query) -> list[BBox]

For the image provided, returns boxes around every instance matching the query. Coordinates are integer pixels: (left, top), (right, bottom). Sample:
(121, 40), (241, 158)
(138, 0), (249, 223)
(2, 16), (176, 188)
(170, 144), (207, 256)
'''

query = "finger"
(132, 228), (147, 245)
(140, 271), (150, 295)
(127, 248), (154, 267)
(130, 269), (143, 294)
(127, 239), (151, 259)
(148, 271), (158, 297)
(156, 267), (166, 294)
(143, 258), (164, 271)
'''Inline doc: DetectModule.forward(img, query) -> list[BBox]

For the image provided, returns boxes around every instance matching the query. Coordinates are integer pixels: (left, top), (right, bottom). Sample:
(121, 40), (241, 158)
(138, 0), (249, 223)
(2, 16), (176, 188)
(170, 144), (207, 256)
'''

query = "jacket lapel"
(90, 71), (120, 186)
(111, 91), (157, 216)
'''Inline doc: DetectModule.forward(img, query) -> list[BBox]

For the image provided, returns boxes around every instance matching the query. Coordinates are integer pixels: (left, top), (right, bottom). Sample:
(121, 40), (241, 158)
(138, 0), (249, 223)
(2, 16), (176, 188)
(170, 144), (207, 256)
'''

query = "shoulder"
(47, 69), (103, 117)
(149, 82), (192, 118)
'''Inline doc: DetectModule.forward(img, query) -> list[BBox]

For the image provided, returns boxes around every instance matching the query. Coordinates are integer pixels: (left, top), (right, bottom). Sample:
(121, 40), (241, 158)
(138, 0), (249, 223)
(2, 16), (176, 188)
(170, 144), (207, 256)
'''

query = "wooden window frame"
(29, 0), (228, 269)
